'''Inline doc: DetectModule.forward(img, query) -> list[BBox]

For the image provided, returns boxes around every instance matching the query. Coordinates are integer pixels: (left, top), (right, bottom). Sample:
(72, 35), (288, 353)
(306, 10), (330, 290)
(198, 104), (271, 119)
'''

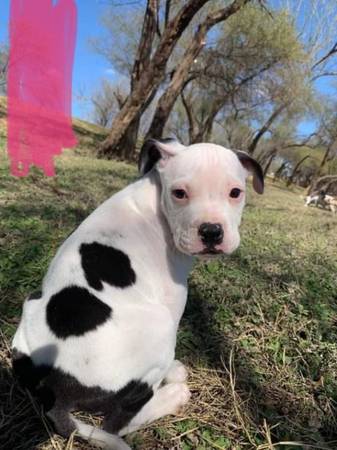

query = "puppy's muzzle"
(198, 222), (224, 247)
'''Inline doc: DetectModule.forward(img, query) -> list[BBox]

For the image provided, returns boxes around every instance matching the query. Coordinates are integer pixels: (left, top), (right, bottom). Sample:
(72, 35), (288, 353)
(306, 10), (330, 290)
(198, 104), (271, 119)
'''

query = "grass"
(1, 121), (337, 449)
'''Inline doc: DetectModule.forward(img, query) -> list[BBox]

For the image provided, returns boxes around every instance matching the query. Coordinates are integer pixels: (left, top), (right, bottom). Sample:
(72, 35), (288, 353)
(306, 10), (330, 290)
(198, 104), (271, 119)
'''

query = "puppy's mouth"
(194, 246), (223, 256)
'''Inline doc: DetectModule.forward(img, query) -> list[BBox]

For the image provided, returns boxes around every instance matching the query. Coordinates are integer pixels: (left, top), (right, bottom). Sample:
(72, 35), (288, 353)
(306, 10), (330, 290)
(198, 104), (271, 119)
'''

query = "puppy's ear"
(236, 151), (264, 194)
(138, 138), (185, 176)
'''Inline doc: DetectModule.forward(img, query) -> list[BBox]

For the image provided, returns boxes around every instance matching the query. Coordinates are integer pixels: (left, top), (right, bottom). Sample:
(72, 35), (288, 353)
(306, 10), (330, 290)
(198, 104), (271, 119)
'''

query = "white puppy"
(305, 192), (337, 213)
(324, 194), (337, 213)
(12, 140), (264, 449)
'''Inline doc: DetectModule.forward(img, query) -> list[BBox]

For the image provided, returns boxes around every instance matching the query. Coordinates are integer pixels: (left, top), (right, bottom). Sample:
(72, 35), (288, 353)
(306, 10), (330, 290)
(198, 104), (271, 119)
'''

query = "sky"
(0, 0), (114, 120)
(0, 0), (335, 135)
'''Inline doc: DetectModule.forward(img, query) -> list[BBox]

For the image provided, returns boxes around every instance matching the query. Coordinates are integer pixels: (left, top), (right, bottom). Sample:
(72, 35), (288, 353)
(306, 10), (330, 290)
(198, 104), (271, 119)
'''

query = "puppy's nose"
(198, 223), (224, 246)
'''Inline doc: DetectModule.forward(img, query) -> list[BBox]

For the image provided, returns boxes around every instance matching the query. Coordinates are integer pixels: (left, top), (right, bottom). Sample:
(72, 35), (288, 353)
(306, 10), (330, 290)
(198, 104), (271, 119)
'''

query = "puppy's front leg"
(117, 382), (191, 436)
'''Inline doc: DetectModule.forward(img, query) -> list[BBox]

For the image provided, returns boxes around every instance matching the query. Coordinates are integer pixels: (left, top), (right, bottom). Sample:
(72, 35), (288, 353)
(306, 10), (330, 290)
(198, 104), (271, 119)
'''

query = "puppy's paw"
(164, 382), (191, 415)
(165, 360), (188, 384)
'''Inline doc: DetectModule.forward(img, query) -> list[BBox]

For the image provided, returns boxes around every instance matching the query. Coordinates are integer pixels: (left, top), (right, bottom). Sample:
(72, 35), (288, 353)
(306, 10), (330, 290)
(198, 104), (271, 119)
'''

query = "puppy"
(12, 140), (264, 449)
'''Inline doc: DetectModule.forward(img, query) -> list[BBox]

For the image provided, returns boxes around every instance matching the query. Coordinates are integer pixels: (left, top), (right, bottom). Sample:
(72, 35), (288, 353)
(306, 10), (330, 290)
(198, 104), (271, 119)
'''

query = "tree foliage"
(89, 0), (337, 185)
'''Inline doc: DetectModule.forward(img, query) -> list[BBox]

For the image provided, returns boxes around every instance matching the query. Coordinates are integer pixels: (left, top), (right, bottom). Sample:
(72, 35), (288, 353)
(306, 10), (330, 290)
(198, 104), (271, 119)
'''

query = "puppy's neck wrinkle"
(131, 171), (168, 240)
(131, 171), (193, 285)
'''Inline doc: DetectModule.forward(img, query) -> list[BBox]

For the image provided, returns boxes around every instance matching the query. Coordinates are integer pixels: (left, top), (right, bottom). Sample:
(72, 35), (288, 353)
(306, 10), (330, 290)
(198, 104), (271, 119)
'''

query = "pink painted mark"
(8, 0), (77, 177)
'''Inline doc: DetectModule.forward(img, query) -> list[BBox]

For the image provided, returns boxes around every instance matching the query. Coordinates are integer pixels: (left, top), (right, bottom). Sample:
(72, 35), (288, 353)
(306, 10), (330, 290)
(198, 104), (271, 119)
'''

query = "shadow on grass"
(0, 351), (51, 450)
(178, 250), (337, 446)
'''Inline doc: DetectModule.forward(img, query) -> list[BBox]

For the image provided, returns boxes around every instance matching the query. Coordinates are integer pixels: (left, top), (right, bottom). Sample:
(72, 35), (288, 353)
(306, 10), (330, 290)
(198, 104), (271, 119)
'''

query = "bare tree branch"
(311, 71), (337, 81)
(131, 0), (159, 89)
(248, 102), (289, 155)
(145, 0), (252, 140)
(312, 40), (337, 69)
(286, 155), (311, 186)
(165, 0), (172, 28)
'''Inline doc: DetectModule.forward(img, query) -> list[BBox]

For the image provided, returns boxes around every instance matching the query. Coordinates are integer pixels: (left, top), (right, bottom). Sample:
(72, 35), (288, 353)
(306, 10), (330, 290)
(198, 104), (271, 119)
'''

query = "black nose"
(198, 223), (224, 246)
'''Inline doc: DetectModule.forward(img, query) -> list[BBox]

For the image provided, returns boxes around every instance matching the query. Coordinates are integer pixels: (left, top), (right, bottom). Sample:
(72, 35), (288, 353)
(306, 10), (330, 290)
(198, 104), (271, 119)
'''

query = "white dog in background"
(324, 194), (337, 213)
(305, 191), (337, 213)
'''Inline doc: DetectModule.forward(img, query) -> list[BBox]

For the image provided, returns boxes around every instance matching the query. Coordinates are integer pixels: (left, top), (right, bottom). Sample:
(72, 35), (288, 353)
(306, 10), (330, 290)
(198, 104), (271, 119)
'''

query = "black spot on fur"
(27, 290), (42, 301)
(103, 379), (154, 433)
(138, 138), (176, 176)
(12, 348), (52, 391)
(13, 351), (153, 437)
(46, 286), (112, 339)
(45, 369), (153, 435)
(80, 242), (136, 290)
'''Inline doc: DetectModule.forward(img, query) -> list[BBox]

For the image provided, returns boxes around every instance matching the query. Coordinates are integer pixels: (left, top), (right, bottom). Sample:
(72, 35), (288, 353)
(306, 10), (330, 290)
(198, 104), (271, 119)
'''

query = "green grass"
(1, 133), (337, 450)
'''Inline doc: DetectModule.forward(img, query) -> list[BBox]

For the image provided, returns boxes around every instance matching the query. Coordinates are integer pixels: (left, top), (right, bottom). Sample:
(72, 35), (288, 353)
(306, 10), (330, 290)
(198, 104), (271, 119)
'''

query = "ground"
(0, 113), (337, 449)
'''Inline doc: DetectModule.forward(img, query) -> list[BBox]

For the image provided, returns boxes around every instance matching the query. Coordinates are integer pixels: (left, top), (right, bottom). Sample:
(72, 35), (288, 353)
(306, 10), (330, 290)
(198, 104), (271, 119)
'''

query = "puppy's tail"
(72, 417), (131, 450)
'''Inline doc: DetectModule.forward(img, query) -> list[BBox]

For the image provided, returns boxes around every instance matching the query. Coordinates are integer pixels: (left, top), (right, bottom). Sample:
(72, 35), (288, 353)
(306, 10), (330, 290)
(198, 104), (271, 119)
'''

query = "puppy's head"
(139, 139), (264, 257)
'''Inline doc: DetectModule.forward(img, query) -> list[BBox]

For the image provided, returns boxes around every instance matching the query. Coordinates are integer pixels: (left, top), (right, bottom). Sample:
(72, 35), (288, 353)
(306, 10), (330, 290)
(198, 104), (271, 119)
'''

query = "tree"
(166, 4), (309, 149)
(144, 0), (253, 141)
(307, 103), (337, 190)
(0, 43), (8, 95)
(90, 0), (337, 170)
(92, 0), (160, 158)
(91, 79), (126, 128)
(286, 155), (311, 186)
(97, 0), (251, 159)
(261, 0), (337, 181)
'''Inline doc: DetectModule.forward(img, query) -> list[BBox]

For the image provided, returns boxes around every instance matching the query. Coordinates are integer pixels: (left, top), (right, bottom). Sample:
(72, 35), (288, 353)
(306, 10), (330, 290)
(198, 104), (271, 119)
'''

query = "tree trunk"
(114, 114), (141, 160)
(307, 143), (334, 193)
(201, 68), (273, 143)
(131, 0), (159, 91)
(111, 83), (159, 160)
(286, 155), (310, 186)
(180, 90), (200, 144)
(263, 149), (278, 177)
(273, 161), (287, 182)
(182, 64), (275, 145)
(144, 0), (250, 141)
(144, 28), (209, 140)
(247, 103), (288, 155)
(98, 0), (211, 158)
(99, 0), (158, 159)
(181, 93), (223, 144)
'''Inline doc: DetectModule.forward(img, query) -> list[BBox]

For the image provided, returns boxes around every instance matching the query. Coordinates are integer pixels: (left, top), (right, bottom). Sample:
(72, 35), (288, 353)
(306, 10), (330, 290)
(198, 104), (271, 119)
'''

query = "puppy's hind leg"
(46, 406), (76, 438)
(47, 405), (130, 450)
(118, 382), (191, 436)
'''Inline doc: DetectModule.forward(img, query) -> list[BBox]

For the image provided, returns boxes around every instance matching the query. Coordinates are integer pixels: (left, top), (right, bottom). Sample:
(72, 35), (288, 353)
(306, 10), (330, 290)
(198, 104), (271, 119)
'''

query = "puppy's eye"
(172, 189), (188, 199)
(229, 188), (242, 198)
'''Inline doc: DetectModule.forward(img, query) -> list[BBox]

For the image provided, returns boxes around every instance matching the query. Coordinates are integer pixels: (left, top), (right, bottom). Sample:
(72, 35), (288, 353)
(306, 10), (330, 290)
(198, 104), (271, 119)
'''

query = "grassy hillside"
(1, 122), (337, 449)
(0, 96), (109, 156)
